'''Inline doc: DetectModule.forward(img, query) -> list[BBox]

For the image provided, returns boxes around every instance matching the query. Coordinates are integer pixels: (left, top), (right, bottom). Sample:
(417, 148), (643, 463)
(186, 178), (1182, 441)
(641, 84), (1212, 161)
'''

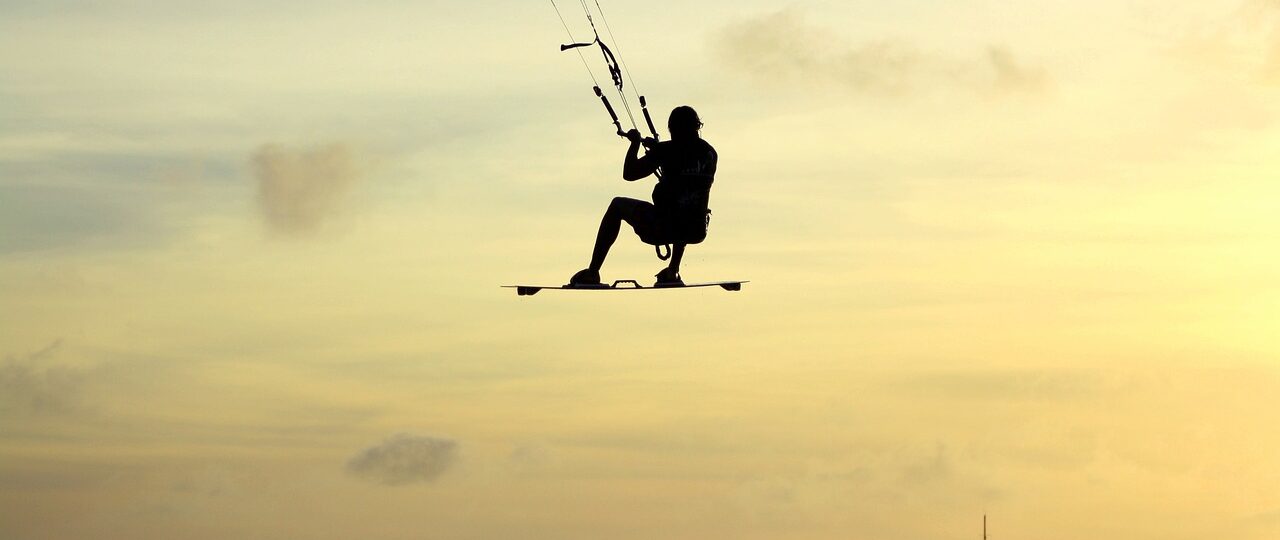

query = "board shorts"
(629, 202), (710, 246)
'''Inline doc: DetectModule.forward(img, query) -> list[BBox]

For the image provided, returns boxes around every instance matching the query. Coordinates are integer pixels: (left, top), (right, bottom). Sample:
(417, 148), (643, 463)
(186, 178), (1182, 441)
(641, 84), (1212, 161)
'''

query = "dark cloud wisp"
(0, 339), (85, 415)
(252, 143), (362, 236)
(346, 434), (458, 486)
(714, 10), (1048, 97)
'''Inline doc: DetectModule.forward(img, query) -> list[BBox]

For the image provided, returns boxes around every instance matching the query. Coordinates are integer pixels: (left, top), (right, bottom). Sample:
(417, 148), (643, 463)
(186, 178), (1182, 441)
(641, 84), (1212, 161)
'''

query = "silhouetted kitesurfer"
(569, 106), (717, 288)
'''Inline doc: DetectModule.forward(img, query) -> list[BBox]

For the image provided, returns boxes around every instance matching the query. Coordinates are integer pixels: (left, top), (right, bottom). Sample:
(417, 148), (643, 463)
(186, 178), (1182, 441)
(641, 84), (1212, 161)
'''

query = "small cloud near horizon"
(346, 433), (458, 486)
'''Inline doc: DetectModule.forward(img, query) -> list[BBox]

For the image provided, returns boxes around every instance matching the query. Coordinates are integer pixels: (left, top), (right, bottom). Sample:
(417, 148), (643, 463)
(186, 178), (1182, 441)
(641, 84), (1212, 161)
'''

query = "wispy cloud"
(0, 339), (85, 415)
(1173, 0), (1280, 83)
(899, 443), (952, 486)
(1259, 0), (1280, 83)
(346, 433), (457, 485)
(987, 46), (1048, 93)
(252, 143), (363, 236)
(893, 368), (1104, 402)
(713, 9), (1048, 97)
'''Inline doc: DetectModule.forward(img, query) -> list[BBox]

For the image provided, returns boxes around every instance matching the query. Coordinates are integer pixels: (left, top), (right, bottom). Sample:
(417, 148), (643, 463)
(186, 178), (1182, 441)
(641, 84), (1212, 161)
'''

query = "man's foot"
(654, 267), (684, 288)
(567, 268), (603, 288)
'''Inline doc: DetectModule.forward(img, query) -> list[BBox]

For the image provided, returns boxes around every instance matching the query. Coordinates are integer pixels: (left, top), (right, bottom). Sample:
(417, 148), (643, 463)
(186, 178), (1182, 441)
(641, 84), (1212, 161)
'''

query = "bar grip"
(639, 95), (660, 141)
(594, 86), (624, 136)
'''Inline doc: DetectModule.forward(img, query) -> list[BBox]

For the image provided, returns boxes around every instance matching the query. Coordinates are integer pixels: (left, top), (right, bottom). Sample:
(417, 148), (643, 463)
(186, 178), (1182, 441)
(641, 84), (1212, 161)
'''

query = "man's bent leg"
(589, 197), (646, 271)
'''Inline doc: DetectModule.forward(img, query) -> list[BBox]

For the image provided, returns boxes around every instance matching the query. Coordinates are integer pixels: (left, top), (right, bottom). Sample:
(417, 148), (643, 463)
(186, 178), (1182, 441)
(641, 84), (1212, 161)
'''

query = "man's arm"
(622, 129), (657, 181)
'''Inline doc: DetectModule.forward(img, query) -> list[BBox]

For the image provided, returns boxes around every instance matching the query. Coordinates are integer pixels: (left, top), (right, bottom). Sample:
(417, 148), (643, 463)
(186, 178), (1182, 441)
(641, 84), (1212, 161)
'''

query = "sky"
(2, 0), (1279, 538)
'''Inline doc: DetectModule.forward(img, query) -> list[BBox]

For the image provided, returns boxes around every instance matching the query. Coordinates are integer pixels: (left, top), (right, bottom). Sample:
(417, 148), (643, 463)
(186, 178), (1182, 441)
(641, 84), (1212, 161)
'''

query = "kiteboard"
(503, 280), (747, 296)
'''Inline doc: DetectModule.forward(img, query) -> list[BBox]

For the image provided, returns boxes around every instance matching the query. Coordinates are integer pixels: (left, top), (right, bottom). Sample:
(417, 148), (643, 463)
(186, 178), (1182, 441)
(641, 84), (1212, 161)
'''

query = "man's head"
(668, 106), (703, 140)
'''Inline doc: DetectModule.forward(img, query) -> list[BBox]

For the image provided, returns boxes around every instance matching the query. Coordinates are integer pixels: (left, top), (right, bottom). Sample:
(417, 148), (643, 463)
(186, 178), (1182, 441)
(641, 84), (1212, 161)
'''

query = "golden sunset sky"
(2, 1), (1279, 539)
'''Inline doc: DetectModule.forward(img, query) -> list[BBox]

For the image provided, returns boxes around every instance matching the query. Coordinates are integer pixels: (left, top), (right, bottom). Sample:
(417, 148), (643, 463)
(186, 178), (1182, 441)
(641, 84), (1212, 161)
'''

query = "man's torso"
(651, 138), (717, 214)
